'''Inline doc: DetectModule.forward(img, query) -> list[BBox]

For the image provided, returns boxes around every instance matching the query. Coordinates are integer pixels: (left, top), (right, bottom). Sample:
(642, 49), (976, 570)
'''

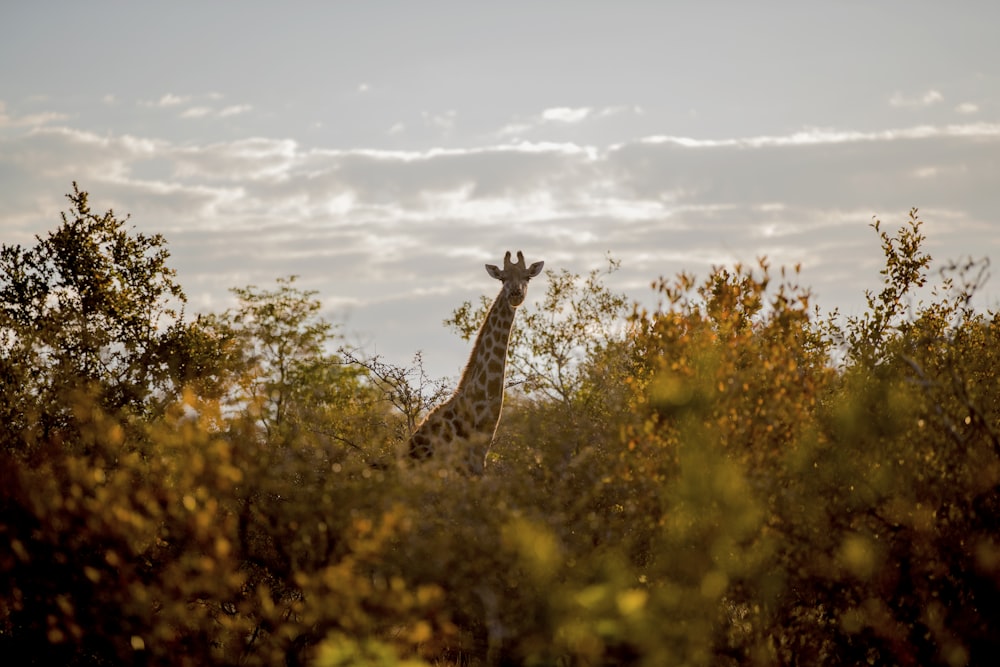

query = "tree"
(445, 256), (631, 407)
(615, 213), (1000, 665)
(211, 276), (390, 462)
(0, 185), (243, 665)
(5, 195), (999, 665)
(338, 349), (452, 444)
(0, 183), (232, 453)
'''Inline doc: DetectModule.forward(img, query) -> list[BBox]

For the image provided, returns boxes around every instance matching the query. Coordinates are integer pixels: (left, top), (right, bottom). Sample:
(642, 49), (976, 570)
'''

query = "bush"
(2, 193), (998, 666)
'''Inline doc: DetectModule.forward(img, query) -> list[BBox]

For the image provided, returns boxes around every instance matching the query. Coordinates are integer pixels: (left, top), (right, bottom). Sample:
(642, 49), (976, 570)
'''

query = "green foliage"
(446, 255), (631, 407)
(208, 276), (386, 460)
(337, 349), (451, 444)
(0, 183), (233, 455)
(3, 192), (999, 666)
(840, 208), (934, 366)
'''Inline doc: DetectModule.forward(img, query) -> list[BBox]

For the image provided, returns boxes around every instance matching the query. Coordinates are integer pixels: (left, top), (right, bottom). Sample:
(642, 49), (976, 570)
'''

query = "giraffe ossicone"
(408, 250), (544, 474)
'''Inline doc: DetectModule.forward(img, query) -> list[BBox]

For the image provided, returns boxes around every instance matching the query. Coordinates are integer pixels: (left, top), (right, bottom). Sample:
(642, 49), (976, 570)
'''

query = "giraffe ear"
(485, 264), (503, 280)
(527, 261), (544, 278)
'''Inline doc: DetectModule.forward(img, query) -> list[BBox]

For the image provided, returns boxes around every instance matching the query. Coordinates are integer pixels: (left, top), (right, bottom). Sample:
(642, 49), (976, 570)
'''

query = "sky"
(2, 1), (999, 380)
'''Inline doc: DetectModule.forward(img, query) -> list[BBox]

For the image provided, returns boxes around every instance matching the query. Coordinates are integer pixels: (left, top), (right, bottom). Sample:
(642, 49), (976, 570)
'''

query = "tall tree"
(0, 184), (230, 452)
(214, 276), (380, 454)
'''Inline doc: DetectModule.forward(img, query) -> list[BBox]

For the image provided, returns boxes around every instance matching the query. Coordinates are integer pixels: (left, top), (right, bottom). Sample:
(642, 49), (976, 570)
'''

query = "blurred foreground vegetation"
(2, 186), (999, 666)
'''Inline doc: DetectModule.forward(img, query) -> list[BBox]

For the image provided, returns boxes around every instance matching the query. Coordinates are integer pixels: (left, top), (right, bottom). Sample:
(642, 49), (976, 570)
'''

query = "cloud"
(498, 105), (638, 138)
(7, 118), (997, 237)
(495, 121), (533, 137)
(542, 107), (592, 123)
(955, 102), (979, 114)
(218, 105), (252, 118)
(889, 89), (944, 108)
(181, 104), (252, 120)
(180, 107), (213, 119)
(637, 123), (1000, 150)
(158, 93), (190, 107)
(422, 110), (457, 133)
(139, 93), (252, 120)
(0, 101), (68, 128)
(140, 93), (192, 108)
(2, 116), (998, 377)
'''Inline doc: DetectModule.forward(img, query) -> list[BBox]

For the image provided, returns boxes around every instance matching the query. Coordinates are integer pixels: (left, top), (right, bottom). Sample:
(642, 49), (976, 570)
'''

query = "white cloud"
(2, 117), (998, 378)
(599, 105), (642, 118)
(637, 123), (1000, 149)
(147, 93), (191, 107)
(540, 106), (636, 123)
(496, 121), (534, 138)
(171, 137), (299, 183)
(542, 107), (592, 123)
(498, 105), (639, 138)
(955, 102), (979, 114)
(0, 101), (68, 128)
(218, 105), (252, 117)
(180, 104), (252, 120)
(8, 120), (998, 229)
(889, 89), (944, 108)
(180, 106), (213, 119)
(140, 93), (251, 120)
(422, 110), (457, 133)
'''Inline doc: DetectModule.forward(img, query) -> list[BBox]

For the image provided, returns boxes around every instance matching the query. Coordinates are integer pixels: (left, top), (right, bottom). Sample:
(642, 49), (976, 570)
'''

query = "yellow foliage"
(3, 210), (1000, 665)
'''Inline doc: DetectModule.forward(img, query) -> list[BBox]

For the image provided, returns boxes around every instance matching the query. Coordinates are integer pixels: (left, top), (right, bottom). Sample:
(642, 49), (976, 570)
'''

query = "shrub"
(3, 193), (998, 666)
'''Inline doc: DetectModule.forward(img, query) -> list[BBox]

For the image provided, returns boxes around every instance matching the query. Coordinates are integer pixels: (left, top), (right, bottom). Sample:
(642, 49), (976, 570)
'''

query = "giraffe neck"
(407, 286), (521, 473)
(454, 288), (516, 422)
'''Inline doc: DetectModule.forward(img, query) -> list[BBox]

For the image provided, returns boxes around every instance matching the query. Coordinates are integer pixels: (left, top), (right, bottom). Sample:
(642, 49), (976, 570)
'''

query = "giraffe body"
(408, 251), (544, 474)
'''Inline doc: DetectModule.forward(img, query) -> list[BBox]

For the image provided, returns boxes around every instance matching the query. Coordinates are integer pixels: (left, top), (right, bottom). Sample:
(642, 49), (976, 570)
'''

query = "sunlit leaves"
(3, 198), (999, 665)
(0, 183), (232, 451)
(446, 255), (631, 407)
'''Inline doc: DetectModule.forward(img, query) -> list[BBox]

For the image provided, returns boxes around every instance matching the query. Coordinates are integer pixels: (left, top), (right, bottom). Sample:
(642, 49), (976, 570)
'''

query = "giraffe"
(408, 250), (544, 474)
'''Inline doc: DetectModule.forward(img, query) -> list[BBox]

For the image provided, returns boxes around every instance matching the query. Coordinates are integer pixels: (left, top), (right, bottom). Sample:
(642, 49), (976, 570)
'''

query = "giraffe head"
(485, 251), (544, 307)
